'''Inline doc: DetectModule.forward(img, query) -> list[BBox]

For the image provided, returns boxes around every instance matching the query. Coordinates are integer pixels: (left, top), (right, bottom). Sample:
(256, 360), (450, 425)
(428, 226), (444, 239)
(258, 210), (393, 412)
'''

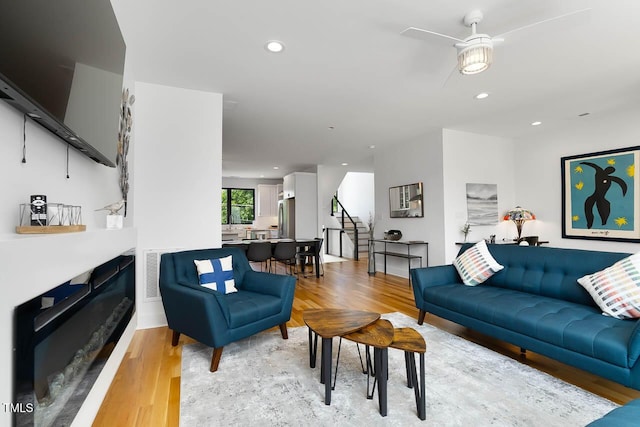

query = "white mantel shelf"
(1, 227), (137, 304)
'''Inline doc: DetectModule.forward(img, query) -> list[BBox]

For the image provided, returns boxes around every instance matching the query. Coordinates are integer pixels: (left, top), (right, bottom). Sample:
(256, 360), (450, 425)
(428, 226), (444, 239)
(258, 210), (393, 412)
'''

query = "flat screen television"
(0, 0), (126, 167)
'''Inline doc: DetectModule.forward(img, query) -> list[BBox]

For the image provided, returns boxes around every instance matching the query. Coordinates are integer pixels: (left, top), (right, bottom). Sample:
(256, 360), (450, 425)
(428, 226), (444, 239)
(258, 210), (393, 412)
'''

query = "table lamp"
(503, 206), (535, 242)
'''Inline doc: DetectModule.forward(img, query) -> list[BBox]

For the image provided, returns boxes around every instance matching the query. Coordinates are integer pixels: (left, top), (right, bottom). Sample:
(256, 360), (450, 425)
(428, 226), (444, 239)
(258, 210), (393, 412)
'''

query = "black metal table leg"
(418, 352), (425, 420)
(404, 351), (412, 388)
(308, 328), (318, 368)
(408, 351), (426, 420)
(363, 345), (376, 400)
(375, 347), (388, 416)
(321, 337), (332, 405)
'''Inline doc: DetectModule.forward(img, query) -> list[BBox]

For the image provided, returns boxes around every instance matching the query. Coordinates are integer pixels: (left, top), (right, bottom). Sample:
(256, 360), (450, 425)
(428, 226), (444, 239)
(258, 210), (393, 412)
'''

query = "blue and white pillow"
(194, 255), (238, 294)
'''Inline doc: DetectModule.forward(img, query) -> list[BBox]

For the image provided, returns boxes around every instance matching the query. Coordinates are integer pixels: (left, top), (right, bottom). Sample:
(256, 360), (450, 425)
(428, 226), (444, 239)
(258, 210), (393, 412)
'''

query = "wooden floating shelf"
(16, 225), (87, 234)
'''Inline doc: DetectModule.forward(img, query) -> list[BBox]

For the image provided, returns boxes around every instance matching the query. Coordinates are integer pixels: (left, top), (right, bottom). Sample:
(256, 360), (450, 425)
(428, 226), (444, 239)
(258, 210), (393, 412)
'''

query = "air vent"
(145, 251), (160, 300)
(143, 248), (181, 301)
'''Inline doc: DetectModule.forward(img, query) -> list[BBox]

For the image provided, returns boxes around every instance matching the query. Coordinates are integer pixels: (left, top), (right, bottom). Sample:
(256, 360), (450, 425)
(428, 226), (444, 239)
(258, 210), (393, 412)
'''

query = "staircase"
(341, 215), (369, 258)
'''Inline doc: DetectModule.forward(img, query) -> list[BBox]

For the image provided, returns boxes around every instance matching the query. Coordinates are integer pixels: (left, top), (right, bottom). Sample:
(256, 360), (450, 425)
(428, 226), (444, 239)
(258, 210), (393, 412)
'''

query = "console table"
(369, 239), (428, 285)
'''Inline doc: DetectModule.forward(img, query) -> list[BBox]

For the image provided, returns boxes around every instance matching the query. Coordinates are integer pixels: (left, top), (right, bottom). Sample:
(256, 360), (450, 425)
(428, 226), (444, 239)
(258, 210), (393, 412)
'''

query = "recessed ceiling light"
(531, 121), (542, 126)
(341, 163), (349, 166)
(369, 145), (376, 149)
(475, 92), (489, 100)
(273, 166), (279, 170)
(328, 126), (335, 130)
(265, 40), (285, 53)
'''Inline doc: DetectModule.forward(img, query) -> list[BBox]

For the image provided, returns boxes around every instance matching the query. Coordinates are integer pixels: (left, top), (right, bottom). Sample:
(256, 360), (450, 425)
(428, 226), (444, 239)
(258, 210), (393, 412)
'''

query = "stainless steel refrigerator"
(278, 198), (295, 239)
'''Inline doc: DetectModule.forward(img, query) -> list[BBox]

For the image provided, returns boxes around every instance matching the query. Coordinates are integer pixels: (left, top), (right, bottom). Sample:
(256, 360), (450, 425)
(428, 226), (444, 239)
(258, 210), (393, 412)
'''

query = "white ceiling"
(116, 0), (640, 178)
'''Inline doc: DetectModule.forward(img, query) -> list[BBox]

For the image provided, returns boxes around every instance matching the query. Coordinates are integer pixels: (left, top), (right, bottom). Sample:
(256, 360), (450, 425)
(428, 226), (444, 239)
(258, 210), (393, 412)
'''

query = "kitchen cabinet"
(283, 174), (295, 199)
(257, 184), (278, 217)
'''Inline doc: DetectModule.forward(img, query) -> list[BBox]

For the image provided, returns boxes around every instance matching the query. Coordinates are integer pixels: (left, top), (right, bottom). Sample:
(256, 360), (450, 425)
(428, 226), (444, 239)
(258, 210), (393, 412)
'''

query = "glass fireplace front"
(13, 249), (135, 427)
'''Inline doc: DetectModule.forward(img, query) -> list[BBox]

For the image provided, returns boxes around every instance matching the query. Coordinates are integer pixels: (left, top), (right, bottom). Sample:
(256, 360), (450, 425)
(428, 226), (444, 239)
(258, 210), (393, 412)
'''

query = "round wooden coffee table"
(303, 309), (380, 405)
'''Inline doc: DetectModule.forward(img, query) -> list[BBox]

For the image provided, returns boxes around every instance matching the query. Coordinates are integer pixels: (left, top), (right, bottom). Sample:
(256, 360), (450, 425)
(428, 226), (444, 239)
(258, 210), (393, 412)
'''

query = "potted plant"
(461, 222), (471, 242)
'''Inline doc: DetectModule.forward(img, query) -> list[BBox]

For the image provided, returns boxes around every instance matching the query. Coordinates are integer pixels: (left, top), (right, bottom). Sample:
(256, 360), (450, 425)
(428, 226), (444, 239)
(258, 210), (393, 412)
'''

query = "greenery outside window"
(331, 191), (339, 215)
(222, 188), (255, 224)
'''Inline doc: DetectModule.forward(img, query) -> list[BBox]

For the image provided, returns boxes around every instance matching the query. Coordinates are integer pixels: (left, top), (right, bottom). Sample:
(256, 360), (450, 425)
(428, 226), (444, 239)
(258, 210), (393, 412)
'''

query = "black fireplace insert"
(13, 249), (135, 427)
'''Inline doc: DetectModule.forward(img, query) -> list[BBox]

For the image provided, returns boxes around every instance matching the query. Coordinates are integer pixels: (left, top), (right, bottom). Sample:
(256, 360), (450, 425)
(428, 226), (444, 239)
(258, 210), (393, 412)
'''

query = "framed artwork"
(561, 146), (640, 242)
(466, 183), (498, 225)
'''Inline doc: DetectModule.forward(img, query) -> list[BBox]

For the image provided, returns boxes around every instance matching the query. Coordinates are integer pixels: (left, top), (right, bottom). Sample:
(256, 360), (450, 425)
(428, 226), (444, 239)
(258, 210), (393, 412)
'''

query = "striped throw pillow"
(577, 253), (640, 319)
(194, 255), (238, 294)
(453, 240), (504, 286)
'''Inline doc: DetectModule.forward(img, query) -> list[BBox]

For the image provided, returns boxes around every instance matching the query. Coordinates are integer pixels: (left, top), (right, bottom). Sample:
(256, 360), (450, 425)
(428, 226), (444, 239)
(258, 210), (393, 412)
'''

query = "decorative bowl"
(384, 230), (402, 241)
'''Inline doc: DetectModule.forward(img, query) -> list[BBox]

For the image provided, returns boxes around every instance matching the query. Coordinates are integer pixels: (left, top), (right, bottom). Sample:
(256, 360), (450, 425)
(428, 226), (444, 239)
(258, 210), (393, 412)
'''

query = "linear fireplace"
(13, 249), (135, 427)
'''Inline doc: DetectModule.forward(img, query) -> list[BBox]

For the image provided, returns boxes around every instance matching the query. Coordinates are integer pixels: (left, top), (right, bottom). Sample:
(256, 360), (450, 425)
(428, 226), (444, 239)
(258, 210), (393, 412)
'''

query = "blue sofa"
(159, 247), (296, 371)
(410, 244), (640, 390)
(587, 399), (640, 426)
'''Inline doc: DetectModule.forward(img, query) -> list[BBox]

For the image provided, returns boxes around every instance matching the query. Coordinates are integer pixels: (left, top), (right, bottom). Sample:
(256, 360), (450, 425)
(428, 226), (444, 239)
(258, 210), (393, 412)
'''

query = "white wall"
(515, 108), (640, 254)
(222, 177), (282, 188)
(373, 129), (517, 275)
(0, 102), (123, 235)
(442, 129), (517, 262)
(374, 131), (443, 276)
(325, 172), (375, 258)
(133, 82), (223, 328)
(316, 165), (347, 254)
(338, 172), (375, 226)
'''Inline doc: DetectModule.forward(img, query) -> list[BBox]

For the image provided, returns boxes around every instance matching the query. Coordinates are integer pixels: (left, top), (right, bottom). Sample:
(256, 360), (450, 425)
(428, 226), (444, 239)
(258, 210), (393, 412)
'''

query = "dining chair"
(271, 241), (298, 276)
(297, 238), (324, 278)
(246, 241), (273, 271)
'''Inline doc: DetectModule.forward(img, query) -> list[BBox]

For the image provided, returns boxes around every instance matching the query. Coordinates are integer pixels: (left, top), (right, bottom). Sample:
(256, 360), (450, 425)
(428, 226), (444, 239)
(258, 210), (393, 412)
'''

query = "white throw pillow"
(577, 252), (640, 319)
(453, 240), (504, 286)
(194, 255), (238, 294)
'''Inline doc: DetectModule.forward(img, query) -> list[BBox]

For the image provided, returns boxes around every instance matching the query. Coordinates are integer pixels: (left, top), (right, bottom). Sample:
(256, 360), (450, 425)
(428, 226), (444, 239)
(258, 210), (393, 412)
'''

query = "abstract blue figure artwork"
(562, 146), (640, 242)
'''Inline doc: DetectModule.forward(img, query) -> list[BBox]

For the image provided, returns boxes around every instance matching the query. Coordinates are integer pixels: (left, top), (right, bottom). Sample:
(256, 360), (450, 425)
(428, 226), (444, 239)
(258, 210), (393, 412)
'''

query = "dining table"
(222, 238), (322, 278)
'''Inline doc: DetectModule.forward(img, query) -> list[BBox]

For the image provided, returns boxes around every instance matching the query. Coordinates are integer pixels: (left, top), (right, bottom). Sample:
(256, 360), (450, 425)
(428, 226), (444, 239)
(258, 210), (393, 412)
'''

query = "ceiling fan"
(401, 8), (591, 76)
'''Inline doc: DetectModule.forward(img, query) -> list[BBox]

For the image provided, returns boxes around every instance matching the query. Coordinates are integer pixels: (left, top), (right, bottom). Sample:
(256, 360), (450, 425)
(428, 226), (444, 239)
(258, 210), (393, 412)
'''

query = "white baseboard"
(136, 310), (168, 330)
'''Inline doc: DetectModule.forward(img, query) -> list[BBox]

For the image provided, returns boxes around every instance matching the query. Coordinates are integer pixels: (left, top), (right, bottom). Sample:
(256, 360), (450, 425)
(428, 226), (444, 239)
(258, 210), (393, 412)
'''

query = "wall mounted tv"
(0, 0), (126, 167)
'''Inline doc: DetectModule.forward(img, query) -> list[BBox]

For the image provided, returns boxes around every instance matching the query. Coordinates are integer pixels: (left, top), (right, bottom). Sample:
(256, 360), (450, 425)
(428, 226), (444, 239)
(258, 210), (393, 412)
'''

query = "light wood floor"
(93, 258), (640, 426)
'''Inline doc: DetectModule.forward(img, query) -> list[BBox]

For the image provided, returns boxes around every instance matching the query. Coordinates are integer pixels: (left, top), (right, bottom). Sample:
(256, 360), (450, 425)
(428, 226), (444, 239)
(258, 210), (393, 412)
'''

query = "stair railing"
(324, 195), (359, 260)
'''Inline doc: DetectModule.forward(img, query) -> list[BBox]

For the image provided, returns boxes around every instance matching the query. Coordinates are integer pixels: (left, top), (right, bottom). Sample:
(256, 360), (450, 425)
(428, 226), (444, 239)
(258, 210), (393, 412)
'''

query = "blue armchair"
(159, 247), (296, 372)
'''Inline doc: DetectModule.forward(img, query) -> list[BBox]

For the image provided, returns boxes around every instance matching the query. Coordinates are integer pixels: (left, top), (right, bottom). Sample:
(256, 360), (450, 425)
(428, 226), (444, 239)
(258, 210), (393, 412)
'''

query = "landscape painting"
(466, 183), (498, 225)
(562, 146), (640, 242)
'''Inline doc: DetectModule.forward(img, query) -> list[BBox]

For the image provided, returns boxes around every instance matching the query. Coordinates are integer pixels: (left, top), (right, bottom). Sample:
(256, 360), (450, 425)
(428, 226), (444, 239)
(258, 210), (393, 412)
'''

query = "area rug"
(180, 312), (617, 426)
(322, 254), (348, 264)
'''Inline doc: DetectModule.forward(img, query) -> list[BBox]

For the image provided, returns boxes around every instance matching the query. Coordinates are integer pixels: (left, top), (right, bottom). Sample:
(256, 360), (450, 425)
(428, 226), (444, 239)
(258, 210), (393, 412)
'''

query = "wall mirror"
(389, 182), (423, 218)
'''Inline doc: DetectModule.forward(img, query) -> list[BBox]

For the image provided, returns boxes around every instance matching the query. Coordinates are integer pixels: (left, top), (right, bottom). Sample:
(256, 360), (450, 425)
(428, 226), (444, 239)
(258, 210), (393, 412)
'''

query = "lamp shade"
(503, 206), (535, 222)
(457, 37), (493, 75)
(503, 206), (535, 241)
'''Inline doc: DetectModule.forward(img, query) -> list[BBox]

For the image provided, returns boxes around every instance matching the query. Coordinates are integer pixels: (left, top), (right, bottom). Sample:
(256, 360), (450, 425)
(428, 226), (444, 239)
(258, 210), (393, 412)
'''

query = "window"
(221, 188), (255, 224)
